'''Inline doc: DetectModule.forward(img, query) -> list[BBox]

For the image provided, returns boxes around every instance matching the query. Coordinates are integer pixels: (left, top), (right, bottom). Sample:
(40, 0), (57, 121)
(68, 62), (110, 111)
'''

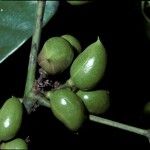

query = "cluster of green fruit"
(0, 34), (109, 149)
(38, 35), (110, 131)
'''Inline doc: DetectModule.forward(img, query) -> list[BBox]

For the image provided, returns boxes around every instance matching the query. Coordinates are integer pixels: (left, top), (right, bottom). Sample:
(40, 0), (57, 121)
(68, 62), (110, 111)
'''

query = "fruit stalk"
(89, 115), (150, 142)
(23, 1), (46, 113)
(32, 93), (51, 108)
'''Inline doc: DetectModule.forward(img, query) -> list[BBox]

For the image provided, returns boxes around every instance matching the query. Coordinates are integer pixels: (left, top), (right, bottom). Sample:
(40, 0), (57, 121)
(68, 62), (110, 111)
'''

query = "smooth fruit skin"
(61, 34), (82, 53)
(50, 88), (86, 131)
(67, 1), (91, 5)
(38, 37), (74, 75)
(70, 38), (107, 90)
(77, 90), (110, 114)
(0, 138), (28, 150)
(0, 97), (23, 142)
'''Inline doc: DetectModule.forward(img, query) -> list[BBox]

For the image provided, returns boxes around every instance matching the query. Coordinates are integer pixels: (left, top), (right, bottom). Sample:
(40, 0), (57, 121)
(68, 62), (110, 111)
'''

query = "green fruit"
(38, 37), (74, 75)
(50, 88), (86, 131)
(61, 34), (82, 53)
(0, 138), (28, 150)
(67, 1), (91, 5)
(77, 90), (110, 114)
(144, 101), (150, 114)
(69, 37), (107, 90)
(0, 97), (23, 142)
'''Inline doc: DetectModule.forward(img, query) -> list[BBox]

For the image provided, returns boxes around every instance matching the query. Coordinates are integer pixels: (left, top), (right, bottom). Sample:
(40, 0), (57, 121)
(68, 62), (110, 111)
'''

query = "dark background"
(0, 1), (150, 149)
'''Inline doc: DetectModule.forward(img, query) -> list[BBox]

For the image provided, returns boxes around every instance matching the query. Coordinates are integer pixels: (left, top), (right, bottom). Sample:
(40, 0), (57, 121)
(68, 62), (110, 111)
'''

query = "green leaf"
(0, 1), (59, 63)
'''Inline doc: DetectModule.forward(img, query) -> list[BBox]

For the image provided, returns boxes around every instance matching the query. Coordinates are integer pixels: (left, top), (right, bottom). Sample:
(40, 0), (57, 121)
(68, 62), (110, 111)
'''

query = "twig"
(24, 1), (46, 97)
(23, 1), (46, 113)
(89, 115), (150, 142)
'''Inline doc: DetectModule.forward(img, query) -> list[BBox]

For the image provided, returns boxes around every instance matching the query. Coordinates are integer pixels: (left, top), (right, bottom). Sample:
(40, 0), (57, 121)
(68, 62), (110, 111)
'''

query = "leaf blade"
(0, 1), (59, 63)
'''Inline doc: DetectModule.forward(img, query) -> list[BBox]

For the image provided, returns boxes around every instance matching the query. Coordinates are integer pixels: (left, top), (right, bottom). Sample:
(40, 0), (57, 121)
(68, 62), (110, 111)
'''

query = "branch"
(23, 1), (46, 113)
(24, 1), (46, 97)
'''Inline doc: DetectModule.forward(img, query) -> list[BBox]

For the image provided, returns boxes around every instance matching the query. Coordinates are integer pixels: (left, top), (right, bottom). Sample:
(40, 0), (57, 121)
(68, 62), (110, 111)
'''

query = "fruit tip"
(96, 36), (106, 50)
(97, 36), (100, 40)
(96, 36), (101, 43)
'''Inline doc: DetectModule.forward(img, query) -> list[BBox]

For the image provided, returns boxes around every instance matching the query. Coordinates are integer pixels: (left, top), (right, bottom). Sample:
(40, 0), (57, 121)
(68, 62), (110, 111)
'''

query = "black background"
(0, 1), (150, 149)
